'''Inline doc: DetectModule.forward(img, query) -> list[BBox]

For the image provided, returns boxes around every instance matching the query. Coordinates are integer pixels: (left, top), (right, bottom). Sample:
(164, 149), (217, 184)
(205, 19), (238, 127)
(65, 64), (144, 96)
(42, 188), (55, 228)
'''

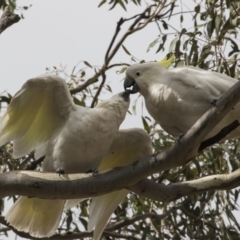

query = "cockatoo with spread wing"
(0, 75), (130, 238)
(124, 59), (240, 140)
(88, 128), (153, 240)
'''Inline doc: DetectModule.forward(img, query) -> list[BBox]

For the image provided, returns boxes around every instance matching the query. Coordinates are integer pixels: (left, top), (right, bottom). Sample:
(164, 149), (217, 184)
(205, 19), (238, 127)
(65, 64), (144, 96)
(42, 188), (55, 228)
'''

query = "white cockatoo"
(0, 75), (130, 238)
(88, 128), (153, 240)
(124, 61), (240, 140)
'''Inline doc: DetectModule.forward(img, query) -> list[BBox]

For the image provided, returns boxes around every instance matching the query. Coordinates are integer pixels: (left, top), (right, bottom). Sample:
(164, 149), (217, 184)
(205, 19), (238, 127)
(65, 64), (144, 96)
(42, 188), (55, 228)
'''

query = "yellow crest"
(157, 54), (175, 69)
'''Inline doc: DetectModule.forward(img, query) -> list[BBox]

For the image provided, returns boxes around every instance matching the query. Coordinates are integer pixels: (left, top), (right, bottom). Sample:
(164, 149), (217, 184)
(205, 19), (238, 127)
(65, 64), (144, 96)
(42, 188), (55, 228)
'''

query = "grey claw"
(177, 133), (184, 142)
(56, 167), (65, 176)
(86, 168), (98, 175)
(211, 99), (218, 106)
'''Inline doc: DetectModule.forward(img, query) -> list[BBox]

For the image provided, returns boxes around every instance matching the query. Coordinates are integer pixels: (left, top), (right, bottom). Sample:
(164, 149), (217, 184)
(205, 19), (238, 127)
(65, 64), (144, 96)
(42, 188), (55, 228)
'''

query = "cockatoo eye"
(136, 71), (141, 77)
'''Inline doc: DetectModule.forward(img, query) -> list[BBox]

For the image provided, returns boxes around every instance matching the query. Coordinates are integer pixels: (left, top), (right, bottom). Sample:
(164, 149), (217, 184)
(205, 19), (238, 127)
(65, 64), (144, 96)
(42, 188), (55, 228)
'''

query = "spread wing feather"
(0, 75), (76, 158)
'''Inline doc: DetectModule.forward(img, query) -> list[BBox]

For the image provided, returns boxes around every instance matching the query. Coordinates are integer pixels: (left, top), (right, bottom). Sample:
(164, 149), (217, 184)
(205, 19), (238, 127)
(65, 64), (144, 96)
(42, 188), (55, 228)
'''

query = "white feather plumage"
(125, 63), (240, 139)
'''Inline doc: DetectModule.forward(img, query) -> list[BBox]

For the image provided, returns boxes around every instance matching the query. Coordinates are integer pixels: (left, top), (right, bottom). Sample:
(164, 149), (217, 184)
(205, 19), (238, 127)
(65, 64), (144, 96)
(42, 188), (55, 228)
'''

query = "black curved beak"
(124, 77), (140, 94)
(119, 90), (131, 102)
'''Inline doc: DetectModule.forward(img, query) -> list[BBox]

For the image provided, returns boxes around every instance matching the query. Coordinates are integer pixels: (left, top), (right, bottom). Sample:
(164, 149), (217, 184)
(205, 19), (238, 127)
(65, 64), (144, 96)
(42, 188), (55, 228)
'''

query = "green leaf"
(175, 39), (181, 57)
(117, 66), (127, 74)
(80, 70), (85, 78)
(180, 28), (187, 38)
(180, 14), (183, 23)
(147, 38), (159, 52)
(194, 5), (200, 13)
(215, 15), (222, 36)
(169, 36), (178, 52)
(161, 20), (168, 30)
(73, 97), (85, 106)
(191, 159), (202, 175)
(226, 37), (239, 57)
(141, 116), (150, 133)
(122, 44), (131, 56)
(98, 0), (107, 7)
(206, 19), (215, 38)
(200, 11), (208, 21)
(83, 61), (92, 68)
(117, 0), (127, 11)
(105, 84), (112, 93)
(0, 96), (11, 104)
(156, 35), (167, 53)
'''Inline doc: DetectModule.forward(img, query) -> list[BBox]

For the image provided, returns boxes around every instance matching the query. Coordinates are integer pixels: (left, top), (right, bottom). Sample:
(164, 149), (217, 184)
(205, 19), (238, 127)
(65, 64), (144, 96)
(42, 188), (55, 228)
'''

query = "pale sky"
(1, 1), (239, 239)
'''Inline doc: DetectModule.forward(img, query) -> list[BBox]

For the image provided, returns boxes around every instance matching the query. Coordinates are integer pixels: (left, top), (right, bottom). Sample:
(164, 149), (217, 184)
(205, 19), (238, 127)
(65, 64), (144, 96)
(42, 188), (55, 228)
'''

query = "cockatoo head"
(124, 62), (166, 96)
(96, 90), (130, 122)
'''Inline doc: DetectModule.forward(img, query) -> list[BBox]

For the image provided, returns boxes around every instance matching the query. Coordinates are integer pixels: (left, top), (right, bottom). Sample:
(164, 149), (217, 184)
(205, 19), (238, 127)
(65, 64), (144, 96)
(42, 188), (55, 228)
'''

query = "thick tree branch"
(129, 168), (240, 202)
(1, 79), (240, 200)
(0, 7), (20, 35)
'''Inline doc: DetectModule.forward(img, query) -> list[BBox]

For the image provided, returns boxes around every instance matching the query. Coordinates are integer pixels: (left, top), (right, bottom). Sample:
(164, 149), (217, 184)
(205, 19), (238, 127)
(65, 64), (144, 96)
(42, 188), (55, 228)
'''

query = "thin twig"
(106, 210), (175, 232)
(91, 71), (106, 107)
(70, 78), (98, 94)
(104, 231), (140, 240)
(107, 63), (130, 69)
(160, 10), (195, 19)
(104, 17), (125, 64)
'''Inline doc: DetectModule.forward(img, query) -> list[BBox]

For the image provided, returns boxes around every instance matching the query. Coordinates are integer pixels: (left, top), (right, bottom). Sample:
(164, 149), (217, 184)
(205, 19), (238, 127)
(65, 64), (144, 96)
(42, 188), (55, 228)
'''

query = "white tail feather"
(88, 190), (128, 240)
(5, 196), (65, 238)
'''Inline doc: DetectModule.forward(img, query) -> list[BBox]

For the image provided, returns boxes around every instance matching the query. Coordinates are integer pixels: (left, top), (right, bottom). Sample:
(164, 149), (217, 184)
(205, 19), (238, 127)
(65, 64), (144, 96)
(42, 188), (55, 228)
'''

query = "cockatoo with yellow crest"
(88, 128), (153, 240)
(124, 56), (240, 140)
(0, 75), (130, 238)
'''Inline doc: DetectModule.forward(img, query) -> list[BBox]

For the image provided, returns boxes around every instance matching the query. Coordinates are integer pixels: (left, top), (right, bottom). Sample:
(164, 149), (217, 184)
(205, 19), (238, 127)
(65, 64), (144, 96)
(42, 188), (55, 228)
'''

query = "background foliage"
(1, 0), (240, 239)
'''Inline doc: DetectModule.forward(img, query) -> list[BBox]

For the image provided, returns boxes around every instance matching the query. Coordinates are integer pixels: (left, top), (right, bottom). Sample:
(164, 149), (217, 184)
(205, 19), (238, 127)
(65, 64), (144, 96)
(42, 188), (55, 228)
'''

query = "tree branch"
(90, 71), (106, 107)
(129, 168), (240, 202)
(0, 7), (20, 35)
(106, 208), (178, 232)
(69, 78), (99, 94)
(1, 78), (240, 201)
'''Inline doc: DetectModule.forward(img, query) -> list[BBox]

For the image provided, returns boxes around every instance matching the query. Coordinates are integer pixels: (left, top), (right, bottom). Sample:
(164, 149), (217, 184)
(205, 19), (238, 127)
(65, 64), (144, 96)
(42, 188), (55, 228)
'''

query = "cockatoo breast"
(42, 107), (121, 173)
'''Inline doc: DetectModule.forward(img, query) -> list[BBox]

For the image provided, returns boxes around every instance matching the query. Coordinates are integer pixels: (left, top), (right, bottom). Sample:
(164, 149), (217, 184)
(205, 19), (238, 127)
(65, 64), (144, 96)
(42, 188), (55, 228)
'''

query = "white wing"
(88, 128), (153, 240)
(167, 66), (237, 99)
(160, 66), (240, 138)
(0, 75), (76, 158)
